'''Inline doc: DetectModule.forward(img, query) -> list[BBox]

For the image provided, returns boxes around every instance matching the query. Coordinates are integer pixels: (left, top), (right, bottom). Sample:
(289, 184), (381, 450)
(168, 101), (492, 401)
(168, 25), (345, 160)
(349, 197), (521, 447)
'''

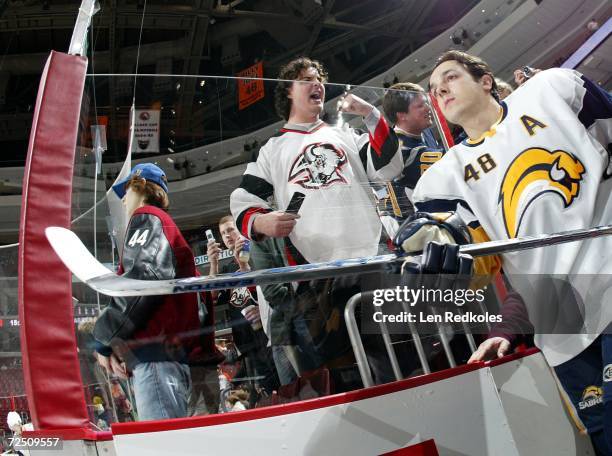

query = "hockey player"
(230, 57), (404, 381)
(93, 163), (220, 421)
(395, 51), (612, 453)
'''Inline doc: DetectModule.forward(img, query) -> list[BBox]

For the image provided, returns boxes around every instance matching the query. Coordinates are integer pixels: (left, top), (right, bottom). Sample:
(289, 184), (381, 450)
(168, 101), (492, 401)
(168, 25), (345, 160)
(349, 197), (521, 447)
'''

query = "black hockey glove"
(393, 212), (473, 294)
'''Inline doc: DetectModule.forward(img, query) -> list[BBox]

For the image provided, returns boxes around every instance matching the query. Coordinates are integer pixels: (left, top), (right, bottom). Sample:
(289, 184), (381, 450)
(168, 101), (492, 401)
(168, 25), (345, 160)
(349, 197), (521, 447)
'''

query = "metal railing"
(344, 291), (480, 388)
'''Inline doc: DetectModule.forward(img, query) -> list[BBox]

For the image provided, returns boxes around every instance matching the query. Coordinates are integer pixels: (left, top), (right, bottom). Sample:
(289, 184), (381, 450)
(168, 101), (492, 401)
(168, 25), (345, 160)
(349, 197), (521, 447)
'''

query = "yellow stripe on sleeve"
(469, 226), (502, 287)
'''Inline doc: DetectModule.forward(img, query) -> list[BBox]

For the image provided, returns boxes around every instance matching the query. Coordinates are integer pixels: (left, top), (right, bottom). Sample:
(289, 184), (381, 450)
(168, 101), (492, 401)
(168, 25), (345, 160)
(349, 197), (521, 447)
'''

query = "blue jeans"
(132, 361), (191, 421)
(188, 365), (220, 416)
(290, 312), (324, 371)
(272, 345), (297, 386)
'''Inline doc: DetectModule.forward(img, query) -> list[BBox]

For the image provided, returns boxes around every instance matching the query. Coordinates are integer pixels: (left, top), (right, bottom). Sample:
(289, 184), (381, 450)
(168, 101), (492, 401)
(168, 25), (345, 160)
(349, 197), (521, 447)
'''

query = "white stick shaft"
(45, 224), (612, 297)
(462, 224), (612, 257)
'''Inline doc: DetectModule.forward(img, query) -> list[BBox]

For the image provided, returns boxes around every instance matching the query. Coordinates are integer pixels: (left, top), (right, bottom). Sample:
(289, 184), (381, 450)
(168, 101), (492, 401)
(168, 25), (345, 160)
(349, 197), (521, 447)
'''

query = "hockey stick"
(45, 224), (612, 297)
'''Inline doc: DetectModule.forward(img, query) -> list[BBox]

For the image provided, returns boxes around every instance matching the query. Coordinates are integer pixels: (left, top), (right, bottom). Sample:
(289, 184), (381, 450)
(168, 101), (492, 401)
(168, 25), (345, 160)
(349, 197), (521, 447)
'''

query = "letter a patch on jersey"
(498, 148), (585, 238)
(520, 115), (547, 136)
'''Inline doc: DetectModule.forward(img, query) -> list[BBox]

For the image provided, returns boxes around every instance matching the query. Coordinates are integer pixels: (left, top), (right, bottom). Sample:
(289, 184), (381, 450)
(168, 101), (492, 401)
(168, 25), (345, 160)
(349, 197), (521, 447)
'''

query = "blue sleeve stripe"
(578, 76), (612, 130)
(414, 198), (468, 213)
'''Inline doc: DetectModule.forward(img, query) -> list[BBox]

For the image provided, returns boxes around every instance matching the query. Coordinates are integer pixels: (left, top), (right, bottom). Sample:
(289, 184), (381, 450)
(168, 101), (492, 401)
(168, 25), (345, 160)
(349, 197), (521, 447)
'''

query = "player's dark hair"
(274, 57), (329, 121)
(126, 175), (170, 210)
(433, 51), (499, 102)
(382, 82), (425, 124)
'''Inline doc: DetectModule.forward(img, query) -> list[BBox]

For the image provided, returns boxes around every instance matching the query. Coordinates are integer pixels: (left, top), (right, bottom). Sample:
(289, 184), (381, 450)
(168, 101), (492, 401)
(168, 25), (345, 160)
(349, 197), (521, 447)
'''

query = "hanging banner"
(237, 62), (264, 110)
(131, 109), (160, 153)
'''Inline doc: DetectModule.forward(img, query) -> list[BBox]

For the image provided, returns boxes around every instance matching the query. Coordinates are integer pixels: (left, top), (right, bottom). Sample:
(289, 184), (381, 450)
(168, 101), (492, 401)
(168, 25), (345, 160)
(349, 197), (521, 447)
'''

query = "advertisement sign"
(131, 109), (160, 153)
(237, 62), (264, 110)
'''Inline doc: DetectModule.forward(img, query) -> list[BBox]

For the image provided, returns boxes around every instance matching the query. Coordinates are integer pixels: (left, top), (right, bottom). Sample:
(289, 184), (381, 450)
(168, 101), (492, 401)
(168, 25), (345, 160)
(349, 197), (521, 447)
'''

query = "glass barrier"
(0, 244), (28, 447)
(6, 0), (606, 434)
(65, 74), (502, 424)
(71, 86), (125, 429)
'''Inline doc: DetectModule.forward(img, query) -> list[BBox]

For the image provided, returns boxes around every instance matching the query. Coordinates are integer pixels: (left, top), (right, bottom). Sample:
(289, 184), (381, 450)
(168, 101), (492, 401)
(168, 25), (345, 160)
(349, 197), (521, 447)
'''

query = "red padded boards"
(18, 51), (89, 429)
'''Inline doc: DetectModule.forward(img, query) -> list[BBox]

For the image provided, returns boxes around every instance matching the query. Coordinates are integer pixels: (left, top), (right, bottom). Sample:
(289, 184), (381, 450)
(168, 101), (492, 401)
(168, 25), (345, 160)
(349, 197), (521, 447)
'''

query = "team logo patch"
(288, 142), (348, 189)
(229, 287), (253, 309)
(498, 148), (585, 238)
(578, 385), (603, 410)
(604, 364), (612, 382)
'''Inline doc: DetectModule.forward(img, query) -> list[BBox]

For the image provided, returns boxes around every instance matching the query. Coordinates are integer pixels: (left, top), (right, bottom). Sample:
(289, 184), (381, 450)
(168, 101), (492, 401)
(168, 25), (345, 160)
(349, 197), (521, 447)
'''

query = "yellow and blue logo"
(499, 148), (585, 238)
(579, 385), (603, 410)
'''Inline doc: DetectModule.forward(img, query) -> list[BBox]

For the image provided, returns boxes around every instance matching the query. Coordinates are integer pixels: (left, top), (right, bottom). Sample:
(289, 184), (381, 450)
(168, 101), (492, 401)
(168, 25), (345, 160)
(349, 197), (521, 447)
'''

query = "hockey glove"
(393, 212), (473, 295)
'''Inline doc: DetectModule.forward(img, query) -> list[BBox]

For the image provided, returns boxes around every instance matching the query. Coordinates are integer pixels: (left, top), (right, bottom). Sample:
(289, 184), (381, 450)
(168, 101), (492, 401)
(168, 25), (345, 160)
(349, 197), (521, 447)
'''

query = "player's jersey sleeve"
(574, 71), (612, 174)
(230, 145), (275, 239)
(354, 107), (403, 182)
(413, 159), (501, 277)
(541, 68), (612, 158)
(93, 212), (177, 346)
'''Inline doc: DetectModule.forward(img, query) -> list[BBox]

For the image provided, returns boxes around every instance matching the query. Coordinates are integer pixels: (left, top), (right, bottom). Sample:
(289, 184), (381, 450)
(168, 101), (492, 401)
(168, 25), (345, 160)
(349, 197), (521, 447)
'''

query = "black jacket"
(94, 206), (214, 368)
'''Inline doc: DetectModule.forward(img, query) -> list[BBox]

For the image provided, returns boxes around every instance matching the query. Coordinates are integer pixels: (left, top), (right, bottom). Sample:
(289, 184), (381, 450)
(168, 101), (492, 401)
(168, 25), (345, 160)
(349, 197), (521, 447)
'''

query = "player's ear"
(480, 74), (494, 93)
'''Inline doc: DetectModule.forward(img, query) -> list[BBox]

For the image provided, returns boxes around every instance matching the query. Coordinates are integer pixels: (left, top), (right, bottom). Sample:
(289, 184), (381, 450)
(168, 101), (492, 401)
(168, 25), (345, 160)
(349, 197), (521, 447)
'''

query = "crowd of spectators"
(88, 55), (543, 424)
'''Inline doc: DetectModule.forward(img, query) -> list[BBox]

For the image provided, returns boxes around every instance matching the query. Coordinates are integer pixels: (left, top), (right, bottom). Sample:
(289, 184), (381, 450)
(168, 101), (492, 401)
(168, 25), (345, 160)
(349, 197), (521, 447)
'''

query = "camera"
(522, 66), (535, 80)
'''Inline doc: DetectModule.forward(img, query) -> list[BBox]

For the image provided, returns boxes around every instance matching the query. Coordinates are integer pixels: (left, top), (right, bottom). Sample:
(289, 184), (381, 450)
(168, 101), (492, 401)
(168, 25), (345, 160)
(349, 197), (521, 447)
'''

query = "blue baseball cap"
(112, 163), (169, 199)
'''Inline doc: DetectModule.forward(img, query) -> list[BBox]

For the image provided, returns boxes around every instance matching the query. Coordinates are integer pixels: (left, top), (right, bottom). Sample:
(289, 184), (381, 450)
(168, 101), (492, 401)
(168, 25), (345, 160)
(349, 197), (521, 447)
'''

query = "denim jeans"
(188, 364), (220, 416)
(289, 312), (324, 372)
(272, 345), (297, 386)
(132, 361), (191, 421)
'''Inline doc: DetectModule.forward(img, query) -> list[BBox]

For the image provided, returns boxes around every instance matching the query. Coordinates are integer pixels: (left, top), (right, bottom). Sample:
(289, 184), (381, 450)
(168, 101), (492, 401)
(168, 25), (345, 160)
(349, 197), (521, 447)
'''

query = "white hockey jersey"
(230, 109), (403, 263)
(413, 68), (612, 366)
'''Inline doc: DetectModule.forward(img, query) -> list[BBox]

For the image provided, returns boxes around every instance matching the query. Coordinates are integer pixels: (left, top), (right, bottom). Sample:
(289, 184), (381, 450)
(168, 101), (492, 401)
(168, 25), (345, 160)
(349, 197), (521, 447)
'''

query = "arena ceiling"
(0, 0), (479, 166)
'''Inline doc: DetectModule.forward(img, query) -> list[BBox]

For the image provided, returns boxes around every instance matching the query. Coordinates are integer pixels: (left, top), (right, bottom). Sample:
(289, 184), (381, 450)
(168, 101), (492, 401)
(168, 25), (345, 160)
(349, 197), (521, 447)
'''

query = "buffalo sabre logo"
(498, 148), (585, 238)
(229, 286), (253, 309)
(578, 385), (603, 410)
(288, 143), (348, 189)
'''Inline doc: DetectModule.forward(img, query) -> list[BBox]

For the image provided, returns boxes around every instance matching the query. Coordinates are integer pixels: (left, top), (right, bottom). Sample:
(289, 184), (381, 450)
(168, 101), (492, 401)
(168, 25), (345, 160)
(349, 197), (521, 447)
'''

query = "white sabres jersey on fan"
(413, 68), (612, 366)
(231, 109), (402, 263)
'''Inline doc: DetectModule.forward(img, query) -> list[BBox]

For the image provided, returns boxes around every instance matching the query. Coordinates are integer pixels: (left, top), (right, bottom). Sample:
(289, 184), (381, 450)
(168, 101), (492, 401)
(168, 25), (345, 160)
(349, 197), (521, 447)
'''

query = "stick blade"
(45, 226), (191, 297)
(45, 226), (114, 282)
